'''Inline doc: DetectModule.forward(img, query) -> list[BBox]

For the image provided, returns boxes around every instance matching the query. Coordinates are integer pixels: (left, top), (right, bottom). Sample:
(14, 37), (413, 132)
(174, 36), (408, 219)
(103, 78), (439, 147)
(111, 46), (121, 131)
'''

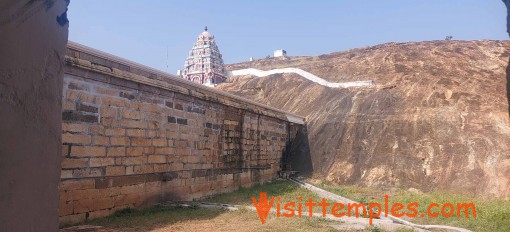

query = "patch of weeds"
(205, 179), (323, 208)
(355, 196), (370, 205)
(189, 202), (200, 209)
(367, 225), (382, 232)
(395, 227), (416, 232)
(237, 205), (250, 213)
(86, 206), (223, 229)
(111, 207), (137, 217)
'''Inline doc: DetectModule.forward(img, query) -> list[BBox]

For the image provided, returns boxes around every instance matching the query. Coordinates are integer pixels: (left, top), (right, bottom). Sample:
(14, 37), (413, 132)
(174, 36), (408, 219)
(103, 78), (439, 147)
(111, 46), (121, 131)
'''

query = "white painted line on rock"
(229, 68), (374, 88)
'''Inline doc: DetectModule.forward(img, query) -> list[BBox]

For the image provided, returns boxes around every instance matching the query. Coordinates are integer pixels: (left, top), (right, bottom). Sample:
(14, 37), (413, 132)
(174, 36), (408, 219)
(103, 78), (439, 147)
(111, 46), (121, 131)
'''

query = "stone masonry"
(58, 42), (304, 224)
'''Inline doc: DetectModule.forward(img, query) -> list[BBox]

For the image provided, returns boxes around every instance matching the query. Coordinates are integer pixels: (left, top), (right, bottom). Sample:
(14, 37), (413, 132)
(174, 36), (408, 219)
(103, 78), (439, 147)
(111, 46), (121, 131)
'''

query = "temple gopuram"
(181, 27), (227, 86)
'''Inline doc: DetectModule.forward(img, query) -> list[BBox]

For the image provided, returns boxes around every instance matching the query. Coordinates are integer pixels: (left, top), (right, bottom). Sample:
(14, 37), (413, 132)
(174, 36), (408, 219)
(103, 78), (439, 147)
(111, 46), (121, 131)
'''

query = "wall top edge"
(66, 41), (305, 124)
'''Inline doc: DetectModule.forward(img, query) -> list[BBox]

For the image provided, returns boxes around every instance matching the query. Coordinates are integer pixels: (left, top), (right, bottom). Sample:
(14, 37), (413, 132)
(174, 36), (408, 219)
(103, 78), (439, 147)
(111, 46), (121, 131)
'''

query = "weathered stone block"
(121, 119), (146, 129)
(89, 158), (115, 167)
(126, 129), (145, 137)
(151, 138), (167, 147)
(62, 123), (88, 133)
(110, 137), (130, 146)
(105, 128), (125, 136)
(175, 148), (190, 156)
(61, 158), (89, 169)
(122, 156), (145, 165)
(106, 166), (126, 176)
(89, 125), (105, 135)
(107, 147), (126, 157)
(62, 111), (98, 123)
(59, 201), (73, 217)
(174, 140), (189, 148)
(127, 147), (144, 156)
(76, 102), (98, 113)
(148, 155), (166, 164)
(130, 137), (152, 146)
(59, 213), (87, 225)
(71, 146), (106, 157)
(62, 133), (91, 145)
(100, 108), (118, 118)
(134, 165), (154, 174)
(93, 136), (110, 145)
(60, 179), (95, 191)
(88, 208), (112, 220)
(155, 147), (175, 155)
(122, 109), (143, 120)
(102, 97), (128, 107)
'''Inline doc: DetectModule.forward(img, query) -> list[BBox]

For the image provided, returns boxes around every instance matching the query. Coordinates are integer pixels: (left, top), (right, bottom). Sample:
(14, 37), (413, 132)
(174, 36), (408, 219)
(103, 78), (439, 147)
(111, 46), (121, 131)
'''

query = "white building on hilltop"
(273, 49), (287, 57)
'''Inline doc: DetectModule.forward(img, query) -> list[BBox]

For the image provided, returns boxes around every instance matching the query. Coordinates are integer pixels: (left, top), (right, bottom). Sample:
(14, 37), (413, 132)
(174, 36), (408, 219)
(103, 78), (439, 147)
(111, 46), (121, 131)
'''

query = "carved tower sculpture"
(182, 27), (227, 86)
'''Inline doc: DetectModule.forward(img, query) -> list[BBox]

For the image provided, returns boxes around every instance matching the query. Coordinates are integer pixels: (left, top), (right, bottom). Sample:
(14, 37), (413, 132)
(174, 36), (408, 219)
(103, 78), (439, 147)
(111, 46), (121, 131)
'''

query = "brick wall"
(59, 42), (304, 224)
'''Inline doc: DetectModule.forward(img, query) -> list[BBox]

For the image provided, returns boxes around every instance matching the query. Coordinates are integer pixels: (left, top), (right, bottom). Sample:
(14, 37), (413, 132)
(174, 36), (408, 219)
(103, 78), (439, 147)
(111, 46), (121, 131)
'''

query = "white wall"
(229, 68), (374, 88)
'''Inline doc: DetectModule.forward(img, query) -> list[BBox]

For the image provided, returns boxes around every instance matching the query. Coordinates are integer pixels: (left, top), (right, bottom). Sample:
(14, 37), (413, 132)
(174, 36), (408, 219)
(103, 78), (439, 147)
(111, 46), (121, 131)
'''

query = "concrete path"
(289, 177), (473, 232)
(229, 68), (374, 88)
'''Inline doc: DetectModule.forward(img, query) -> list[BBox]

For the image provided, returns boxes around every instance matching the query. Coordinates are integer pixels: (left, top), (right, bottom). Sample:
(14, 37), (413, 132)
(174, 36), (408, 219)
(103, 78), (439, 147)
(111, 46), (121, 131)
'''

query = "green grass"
(205, 179), (323, 207)
(393, 228), (416, 232)
(367, 225), (383, 232)
(83, 202), (337, 231)
(314, 179), (510, 232)
(87, 206), (224, 229)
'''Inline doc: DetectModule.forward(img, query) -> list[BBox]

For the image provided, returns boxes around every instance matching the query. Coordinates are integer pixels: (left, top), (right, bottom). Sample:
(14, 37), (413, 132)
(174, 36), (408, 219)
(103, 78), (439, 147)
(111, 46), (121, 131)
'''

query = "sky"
(68, 0), (508, 74)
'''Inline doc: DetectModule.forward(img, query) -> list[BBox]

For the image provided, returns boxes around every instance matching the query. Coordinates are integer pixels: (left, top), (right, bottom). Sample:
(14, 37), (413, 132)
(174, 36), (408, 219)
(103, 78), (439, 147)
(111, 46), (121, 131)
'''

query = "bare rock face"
(219, 40), (510, 198)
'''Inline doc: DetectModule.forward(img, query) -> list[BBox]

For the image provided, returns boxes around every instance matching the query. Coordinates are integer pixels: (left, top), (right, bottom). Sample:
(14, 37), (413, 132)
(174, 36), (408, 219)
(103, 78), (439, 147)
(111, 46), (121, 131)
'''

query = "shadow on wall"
(282, 124), (313, 175)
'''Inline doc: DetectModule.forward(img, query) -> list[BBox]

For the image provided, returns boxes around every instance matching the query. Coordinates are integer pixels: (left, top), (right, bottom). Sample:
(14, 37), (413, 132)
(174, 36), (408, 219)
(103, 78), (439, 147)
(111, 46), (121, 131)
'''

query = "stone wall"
(59, 42), (304, 224)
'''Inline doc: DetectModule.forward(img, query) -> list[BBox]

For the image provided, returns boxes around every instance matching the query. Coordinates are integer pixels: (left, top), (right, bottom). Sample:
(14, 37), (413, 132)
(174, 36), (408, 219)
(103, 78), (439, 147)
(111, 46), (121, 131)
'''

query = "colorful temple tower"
(181, 27), (227, 86)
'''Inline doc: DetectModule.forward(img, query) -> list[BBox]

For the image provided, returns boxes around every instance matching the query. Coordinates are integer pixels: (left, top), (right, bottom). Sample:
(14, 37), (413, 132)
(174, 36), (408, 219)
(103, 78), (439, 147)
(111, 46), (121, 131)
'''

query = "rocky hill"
(218, 40), (510, 198)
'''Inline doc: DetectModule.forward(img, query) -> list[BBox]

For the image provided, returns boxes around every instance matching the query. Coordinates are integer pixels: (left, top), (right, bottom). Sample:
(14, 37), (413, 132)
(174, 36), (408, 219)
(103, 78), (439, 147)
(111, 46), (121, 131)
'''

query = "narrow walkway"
(288, 177), (472, 232)
(229, 68), (374, 88)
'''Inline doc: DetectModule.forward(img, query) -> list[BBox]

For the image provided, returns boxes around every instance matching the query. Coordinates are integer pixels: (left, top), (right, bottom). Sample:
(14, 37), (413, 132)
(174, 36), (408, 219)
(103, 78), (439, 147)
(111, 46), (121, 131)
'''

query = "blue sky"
(69, 0), (507, 74)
